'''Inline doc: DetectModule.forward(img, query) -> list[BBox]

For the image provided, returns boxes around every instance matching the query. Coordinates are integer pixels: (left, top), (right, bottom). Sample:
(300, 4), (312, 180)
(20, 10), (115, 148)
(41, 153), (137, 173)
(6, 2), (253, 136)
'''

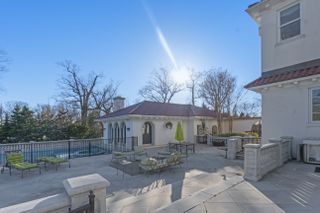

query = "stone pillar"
(63, 173), (110, 213)
(269, 138), (282, 166)
(244, 144), (261, 181)
(281, 136), (293, 160)
(227, 138), (239, 160)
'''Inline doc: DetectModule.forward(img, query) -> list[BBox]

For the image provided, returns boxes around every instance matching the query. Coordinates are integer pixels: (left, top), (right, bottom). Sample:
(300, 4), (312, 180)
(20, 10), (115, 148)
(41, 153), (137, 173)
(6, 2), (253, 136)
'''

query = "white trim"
(100, 114), (219, 122)
(309, 87), (320, 124)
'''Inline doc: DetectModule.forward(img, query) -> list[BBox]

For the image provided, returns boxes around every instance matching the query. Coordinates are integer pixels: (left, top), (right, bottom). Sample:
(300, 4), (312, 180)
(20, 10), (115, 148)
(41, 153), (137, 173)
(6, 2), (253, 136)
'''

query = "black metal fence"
(0, 137), (138, 165)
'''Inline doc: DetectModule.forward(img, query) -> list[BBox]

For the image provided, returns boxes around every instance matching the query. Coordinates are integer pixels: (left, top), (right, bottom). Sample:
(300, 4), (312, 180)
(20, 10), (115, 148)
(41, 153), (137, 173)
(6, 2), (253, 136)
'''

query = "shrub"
(217, 132), (259, 138)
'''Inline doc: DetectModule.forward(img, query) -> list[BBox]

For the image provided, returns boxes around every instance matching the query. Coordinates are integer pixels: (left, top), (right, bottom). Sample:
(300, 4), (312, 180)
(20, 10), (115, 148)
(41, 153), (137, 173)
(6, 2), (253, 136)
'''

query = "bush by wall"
(217, 132), (259, 138)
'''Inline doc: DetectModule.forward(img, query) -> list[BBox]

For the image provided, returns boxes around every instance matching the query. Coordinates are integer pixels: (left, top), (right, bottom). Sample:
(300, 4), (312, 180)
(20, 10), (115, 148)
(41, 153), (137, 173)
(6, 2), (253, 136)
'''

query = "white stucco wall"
(261, 81), (320, 157)
(131, 117), (218, 146)
(193, 119), (218, 135)
(101, 116), (221, 146)
(232, 118), (261, 133)
(131, 118), (190, 146)
(258, 0), (320, 72)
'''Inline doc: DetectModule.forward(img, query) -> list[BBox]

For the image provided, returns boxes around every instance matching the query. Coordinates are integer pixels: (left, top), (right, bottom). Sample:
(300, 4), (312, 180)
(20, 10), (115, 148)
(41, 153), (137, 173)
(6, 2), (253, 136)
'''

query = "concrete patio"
(0, 144), (243, 209)
(1, 143), (319, 213)
(163, 161), (320, 213)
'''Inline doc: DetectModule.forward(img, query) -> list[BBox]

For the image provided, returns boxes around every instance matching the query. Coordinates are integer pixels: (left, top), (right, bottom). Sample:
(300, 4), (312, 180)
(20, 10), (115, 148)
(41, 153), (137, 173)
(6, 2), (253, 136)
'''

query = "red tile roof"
(99, 101), (218, 119)
(245, 65), (320, 89)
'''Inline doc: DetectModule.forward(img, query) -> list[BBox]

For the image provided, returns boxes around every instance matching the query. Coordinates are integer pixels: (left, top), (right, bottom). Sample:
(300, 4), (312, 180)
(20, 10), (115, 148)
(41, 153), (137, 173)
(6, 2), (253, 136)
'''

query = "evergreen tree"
(0, 113), (11, 143)
(10, 104), (37, 142)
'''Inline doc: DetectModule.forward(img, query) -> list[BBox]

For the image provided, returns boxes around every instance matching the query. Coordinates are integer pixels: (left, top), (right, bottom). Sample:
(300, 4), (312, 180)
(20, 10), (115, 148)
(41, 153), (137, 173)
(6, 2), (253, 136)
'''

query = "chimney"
(113, 96), (125, 111)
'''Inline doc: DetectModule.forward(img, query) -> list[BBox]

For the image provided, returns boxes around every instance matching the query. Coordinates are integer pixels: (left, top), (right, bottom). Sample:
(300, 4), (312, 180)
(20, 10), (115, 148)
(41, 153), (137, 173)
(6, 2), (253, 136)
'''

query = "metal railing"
(232, 137), (261, 160)
(237, 137), (260, 159)
(0, 137), (138, 165)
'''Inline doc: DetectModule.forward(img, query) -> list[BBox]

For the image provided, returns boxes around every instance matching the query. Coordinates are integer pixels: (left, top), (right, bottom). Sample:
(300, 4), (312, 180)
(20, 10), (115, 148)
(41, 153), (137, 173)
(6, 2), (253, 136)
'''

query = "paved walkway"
(106, 173), (242, 212)
(157, 162), (320, 213)
(250, 162), (320, 213)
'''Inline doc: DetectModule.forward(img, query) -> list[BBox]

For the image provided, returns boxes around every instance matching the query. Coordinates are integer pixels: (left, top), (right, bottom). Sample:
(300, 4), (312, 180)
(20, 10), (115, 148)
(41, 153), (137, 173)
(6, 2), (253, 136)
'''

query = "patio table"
(168, 142), (195, 156)
(116, 159), (132, 179)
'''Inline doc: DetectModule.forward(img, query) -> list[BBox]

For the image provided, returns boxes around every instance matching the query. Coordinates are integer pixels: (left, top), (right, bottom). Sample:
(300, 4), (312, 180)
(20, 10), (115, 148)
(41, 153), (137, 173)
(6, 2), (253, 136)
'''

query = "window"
(280, 3), (301, 40)
(311, 88), (320, 122)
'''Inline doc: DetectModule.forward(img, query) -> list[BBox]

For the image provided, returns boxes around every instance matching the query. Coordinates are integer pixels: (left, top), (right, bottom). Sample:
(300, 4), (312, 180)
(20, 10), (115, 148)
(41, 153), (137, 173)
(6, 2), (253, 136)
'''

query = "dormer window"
(280, 3), (301, 40)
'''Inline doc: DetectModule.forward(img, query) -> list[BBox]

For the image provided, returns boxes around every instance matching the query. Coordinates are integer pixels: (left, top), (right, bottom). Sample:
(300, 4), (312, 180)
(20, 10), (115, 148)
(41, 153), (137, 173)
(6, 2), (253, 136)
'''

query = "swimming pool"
(0, 137), (137, 164)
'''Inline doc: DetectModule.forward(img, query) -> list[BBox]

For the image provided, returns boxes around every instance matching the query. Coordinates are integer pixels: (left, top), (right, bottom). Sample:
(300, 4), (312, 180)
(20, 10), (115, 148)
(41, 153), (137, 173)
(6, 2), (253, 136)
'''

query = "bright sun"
(171, 68), (190, 84)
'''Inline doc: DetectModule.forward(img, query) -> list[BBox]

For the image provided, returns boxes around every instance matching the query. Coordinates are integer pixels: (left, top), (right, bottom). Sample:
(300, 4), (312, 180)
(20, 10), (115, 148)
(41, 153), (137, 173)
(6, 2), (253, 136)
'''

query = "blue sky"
(0, 0), (260, 107)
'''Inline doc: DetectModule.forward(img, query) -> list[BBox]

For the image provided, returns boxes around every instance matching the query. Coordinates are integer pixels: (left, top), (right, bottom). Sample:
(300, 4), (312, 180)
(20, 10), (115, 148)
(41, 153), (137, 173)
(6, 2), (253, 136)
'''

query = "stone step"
(105, 172), (235, 213)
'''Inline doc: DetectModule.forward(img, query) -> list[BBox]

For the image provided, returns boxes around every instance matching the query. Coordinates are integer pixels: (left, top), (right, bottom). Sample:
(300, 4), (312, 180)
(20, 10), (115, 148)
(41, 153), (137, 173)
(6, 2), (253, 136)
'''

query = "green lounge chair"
(112, 151), (127, 162)
(166, 153), (182, 167)
(38, 156), (70, 171)
(139, 158), (159, 173)
(2, 150), (41, 178)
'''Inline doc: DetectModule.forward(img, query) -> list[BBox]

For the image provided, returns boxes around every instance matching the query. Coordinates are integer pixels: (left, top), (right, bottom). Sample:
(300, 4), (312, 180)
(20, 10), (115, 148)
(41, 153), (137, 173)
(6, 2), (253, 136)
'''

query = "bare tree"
(92, 81), (118, 115)
(139, 67), (183, 103)
(238, 98), (261, 117)
(200, 69), (236, 133)
(57, 60), (118, 124)
(224, 87), (246, 132)
(58, 60), (100, 125)
(186, 69), (202, 106)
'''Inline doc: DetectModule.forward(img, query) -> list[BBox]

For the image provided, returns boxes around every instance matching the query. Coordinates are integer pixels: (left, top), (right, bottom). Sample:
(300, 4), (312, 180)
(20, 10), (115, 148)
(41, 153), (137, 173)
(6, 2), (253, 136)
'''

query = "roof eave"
(247, 0), (281, 25)
(246, 1), (263, 25)
(245, 74), (320, 92)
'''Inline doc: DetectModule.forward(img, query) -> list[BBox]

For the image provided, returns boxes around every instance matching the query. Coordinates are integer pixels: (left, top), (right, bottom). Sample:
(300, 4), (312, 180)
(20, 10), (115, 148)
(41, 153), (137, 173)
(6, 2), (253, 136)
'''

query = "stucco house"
(99, 97), (260, 146)
(246, 0), (320, 157)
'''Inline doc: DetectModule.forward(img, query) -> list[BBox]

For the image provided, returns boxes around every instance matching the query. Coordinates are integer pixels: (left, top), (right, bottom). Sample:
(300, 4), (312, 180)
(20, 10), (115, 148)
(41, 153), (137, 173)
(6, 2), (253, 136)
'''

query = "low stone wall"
(0, 174), (110, 213)
(244, 137), (293, 181)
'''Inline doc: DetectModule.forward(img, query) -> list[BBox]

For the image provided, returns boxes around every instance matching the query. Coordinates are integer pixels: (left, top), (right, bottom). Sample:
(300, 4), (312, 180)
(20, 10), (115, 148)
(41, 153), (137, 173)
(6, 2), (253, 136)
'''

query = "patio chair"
(134, 146), (147, 161)
(167, 154), (181, 166)
(112, 151), (127, 162)
(166, 153), (182, 167)
(2, 150), (41, 178)
(38, 156), (70, 171)
(139, 157), (160, 173)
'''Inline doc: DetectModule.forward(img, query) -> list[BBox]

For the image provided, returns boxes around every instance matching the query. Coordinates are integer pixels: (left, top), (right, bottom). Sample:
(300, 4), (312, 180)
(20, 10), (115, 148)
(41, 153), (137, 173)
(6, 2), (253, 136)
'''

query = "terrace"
(0, 143), (243, 210)
(1, 138), (319, 213)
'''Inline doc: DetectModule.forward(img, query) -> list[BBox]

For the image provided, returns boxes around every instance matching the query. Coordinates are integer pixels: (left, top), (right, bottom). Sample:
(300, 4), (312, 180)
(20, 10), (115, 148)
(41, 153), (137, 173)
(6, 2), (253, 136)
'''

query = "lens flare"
(141, 0), (178, 70)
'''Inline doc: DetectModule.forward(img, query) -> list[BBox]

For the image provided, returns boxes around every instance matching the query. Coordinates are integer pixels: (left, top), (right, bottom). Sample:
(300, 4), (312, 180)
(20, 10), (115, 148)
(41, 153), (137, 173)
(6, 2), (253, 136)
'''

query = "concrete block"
(63, 173), (110, 213)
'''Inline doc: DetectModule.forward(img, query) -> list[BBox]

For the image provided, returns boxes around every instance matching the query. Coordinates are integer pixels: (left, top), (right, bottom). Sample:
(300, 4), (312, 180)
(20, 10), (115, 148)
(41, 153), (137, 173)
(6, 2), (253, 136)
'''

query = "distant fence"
(0, 137), (138, 165)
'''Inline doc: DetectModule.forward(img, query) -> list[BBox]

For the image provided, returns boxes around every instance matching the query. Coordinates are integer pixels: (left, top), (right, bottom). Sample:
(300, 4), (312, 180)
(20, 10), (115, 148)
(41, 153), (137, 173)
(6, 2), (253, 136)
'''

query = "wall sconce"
(165, 122), (173, 129)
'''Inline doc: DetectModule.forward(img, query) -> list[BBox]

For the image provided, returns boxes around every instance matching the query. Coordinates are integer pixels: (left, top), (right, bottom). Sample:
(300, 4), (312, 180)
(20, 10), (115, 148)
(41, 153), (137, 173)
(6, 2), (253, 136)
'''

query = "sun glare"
(171, 68), (190, 84)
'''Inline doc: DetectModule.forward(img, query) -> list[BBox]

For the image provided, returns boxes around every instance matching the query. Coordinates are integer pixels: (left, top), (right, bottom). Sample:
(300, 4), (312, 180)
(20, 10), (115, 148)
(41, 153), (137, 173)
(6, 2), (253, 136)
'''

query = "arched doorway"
(212, 125), (218, 135)
(120, 122), (126, 143)
(108, 123), (113, 140)
(114, 123), (120, 142)
(142, 122), (152, 145)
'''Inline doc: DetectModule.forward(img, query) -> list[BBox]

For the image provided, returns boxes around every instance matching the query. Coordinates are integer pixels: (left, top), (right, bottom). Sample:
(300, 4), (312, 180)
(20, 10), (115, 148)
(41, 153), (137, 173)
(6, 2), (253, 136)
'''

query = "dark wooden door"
(143, 122), (152, 144)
